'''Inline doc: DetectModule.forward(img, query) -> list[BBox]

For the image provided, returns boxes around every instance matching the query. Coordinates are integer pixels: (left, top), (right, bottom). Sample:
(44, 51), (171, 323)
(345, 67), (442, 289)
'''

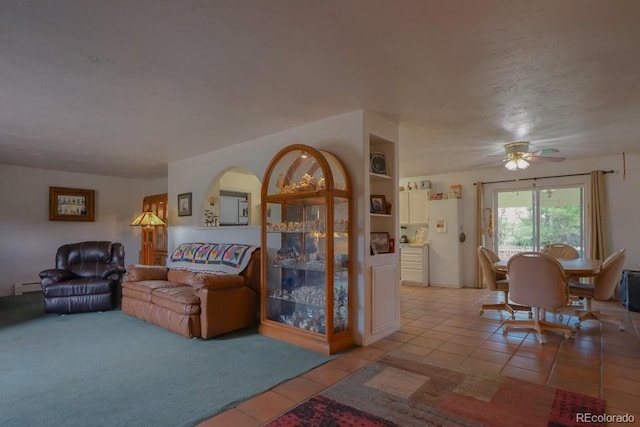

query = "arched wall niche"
(202, 166), (262, 227)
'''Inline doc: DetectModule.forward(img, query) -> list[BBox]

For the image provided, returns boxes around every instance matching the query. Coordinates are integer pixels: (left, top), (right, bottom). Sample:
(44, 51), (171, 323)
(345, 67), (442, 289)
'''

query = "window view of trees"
(496, 187), (583, 259)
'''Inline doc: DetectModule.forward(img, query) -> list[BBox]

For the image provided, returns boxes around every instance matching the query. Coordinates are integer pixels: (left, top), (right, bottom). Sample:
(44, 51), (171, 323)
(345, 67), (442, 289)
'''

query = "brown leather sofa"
(121, 248), (260, 338)
(39, 241), (126, 314)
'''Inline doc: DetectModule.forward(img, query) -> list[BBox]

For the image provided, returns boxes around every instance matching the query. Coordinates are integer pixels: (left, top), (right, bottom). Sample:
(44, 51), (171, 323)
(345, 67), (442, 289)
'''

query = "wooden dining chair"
(544, 243), (579, 260)
(503, 252), (574, 344)
(569, 248), (627, 331)
(477, 246), (531, 319)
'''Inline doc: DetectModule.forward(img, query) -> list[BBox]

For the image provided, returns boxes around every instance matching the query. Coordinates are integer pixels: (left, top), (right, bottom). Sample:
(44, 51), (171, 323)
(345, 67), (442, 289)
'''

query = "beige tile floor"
(198, 286), (640, 426)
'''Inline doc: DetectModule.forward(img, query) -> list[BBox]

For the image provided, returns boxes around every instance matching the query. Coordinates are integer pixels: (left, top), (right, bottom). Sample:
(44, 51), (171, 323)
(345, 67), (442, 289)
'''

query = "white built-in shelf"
(370, 213), (392, 218)
(370, 172), (391, 180)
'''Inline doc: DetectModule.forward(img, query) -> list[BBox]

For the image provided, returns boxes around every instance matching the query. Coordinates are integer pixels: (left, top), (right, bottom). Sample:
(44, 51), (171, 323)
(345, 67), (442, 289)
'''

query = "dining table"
(494, 257), (602, 277)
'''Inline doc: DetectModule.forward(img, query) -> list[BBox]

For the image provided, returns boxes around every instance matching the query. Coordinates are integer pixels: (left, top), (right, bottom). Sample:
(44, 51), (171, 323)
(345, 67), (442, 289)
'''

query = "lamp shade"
(130, 211), (166, 226)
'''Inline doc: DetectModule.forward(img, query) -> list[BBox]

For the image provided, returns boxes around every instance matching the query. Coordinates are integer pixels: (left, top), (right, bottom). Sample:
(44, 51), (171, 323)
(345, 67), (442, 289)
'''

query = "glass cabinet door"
(260, 144), (352, 354)
(265, 202), (330, 334)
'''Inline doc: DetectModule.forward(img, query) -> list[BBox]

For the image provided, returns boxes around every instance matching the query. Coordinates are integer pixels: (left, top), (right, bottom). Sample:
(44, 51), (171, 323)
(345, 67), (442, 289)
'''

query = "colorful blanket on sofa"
(167, 243), (258, 275)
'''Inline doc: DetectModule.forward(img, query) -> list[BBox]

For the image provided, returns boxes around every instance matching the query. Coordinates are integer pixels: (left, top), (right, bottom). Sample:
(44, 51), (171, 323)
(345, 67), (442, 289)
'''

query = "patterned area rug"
(267, 352), (606, 427)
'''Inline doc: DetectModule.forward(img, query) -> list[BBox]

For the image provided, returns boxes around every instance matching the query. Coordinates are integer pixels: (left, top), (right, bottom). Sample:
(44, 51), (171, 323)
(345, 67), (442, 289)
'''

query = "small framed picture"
(177, 192), (192, 217)
(436, 219), (447, 233)
(370, 195), (387, 214)
(370, 232), (390, 254)
(49, 187), (95, 222)
(369, 153), (388, 175)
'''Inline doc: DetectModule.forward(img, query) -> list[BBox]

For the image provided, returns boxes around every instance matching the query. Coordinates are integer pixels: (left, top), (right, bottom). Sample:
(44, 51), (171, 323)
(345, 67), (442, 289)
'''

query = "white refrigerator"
(428, 198), (463, 288)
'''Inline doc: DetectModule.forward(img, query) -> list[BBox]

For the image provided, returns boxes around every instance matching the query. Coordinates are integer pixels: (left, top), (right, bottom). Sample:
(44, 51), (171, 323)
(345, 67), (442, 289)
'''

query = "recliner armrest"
(103, 266), (126, 279)
(39, 269), (76, 282)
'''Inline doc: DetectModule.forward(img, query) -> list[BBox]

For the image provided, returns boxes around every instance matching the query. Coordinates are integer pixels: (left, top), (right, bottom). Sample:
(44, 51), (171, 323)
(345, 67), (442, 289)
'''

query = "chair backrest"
(507, 252), (567, 308)
(593, 249), (626, 301)
(478, 246), (502, 291)
(544, 243), (579, 260)
(56, 241), (125, 278)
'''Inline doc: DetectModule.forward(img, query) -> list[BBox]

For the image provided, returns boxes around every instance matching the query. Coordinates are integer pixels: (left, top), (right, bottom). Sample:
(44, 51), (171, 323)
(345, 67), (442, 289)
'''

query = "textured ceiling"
(1, 0), (639, 178)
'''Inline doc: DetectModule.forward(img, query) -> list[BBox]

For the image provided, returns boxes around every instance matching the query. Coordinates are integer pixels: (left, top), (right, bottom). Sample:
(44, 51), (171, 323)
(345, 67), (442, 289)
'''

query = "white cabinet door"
(409, 190), (429, 224)
(399, 191), (409, 225)
(371, 263), (399, 335)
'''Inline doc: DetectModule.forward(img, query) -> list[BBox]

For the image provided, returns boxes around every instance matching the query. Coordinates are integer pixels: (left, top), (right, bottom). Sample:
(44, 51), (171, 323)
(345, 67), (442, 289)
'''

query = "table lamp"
(130, 211), (166, 265)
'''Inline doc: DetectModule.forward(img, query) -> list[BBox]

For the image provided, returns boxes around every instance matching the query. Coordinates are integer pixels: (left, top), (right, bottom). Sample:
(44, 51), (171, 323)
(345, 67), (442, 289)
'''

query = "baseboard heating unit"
(14, 282), (41, 295)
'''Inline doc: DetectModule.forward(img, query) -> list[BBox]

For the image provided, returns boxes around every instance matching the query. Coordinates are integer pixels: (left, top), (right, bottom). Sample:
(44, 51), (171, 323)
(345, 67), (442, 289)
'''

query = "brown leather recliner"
(39, 241), (126, 314)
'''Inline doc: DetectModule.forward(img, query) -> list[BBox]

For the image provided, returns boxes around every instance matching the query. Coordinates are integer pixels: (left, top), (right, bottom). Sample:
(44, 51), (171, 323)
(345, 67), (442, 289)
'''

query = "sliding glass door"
(495, 186), (584, 259)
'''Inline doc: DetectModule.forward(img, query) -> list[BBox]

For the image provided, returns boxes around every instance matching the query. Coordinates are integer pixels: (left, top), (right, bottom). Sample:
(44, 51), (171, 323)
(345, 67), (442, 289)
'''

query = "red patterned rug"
(266, 352), (606, 427)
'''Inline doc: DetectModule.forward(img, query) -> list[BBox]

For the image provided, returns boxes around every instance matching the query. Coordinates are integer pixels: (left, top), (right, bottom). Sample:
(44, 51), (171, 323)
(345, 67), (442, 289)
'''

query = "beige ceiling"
(2, 0), (639, 179)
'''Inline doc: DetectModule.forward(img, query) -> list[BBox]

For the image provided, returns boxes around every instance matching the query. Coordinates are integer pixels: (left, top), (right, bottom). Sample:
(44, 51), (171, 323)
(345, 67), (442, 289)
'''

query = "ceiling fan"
(474, 141), (566, 170)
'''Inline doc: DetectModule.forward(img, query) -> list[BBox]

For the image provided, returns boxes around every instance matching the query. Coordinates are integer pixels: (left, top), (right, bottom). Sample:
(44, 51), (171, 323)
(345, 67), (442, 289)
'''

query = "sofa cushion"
(167, 270), (207, 289)
(151, 287), (201, 315)
(122, 280), (180, 294)
(126, 265), (168, 281)
(42, 278), (114, 297)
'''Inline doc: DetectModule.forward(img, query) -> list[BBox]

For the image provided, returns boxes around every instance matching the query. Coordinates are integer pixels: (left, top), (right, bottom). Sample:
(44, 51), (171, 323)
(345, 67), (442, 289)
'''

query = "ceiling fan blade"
(471, 159), (505, 168)
(526, 155), (566, 163)
(530, 148), (559, 156)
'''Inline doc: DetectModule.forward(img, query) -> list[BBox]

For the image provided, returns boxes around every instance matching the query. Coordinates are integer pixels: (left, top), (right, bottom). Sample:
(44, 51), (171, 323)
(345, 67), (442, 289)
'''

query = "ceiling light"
(504, 142), (530, 171)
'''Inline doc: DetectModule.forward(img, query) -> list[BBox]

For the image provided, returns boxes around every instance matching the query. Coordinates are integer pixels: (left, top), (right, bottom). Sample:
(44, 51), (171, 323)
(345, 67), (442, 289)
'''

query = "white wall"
(0, 164), (166, 296)
(401, 152), (640, 286)
(167, 110), (365, 247)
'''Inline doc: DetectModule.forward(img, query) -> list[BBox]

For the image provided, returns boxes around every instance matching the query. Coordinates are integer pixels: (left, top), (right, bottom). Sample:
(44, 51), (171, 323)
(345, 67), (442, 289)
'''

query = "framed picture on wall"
(177, 192), (192, 217)
(49, 187), (95, 222)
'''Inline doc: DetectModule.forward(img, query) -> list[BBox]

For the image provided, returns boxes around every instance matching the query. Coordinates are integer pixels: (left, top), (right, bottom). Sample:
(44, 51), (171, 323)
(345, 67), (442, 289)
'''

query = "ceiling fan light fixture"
(503, 141), (530, 171)
(516, 157), (529, 169)
(505, 159), (518, 171)
(504, 155), (529, 170)
(504, 141), (530, 156)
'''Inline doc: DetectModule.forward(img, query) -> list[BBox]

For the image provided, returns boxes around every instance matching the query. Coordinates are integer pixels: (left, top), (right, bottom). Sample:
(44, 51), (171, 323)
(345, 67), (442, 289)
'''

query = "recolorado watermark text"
(576, 412), (635, 423)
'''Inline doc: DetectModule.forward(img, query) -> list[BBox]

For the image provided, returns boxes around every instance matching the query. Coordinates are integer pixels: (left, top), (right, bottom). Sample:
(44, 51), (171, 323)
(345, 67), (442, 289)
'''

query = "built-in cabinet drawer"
(400, 245), (429, 286)
(401, 269), (423, 283)
(401, 253), (423, 264)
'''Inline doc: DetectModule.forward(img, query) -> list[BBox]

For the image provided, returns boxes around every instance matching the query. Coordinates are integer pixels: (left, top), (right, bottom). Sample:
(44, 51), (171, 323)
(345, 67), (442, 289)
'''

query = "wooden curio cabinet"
(140, 193), (168, 266)
(260, 144), (352, 355)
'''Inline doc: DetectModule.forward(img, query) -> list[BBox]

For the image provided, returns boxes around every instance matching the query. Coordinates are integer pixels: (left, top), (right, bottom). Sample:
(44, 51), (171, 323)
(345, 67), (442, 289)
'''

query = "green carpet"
(0, 294), (334, 427)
